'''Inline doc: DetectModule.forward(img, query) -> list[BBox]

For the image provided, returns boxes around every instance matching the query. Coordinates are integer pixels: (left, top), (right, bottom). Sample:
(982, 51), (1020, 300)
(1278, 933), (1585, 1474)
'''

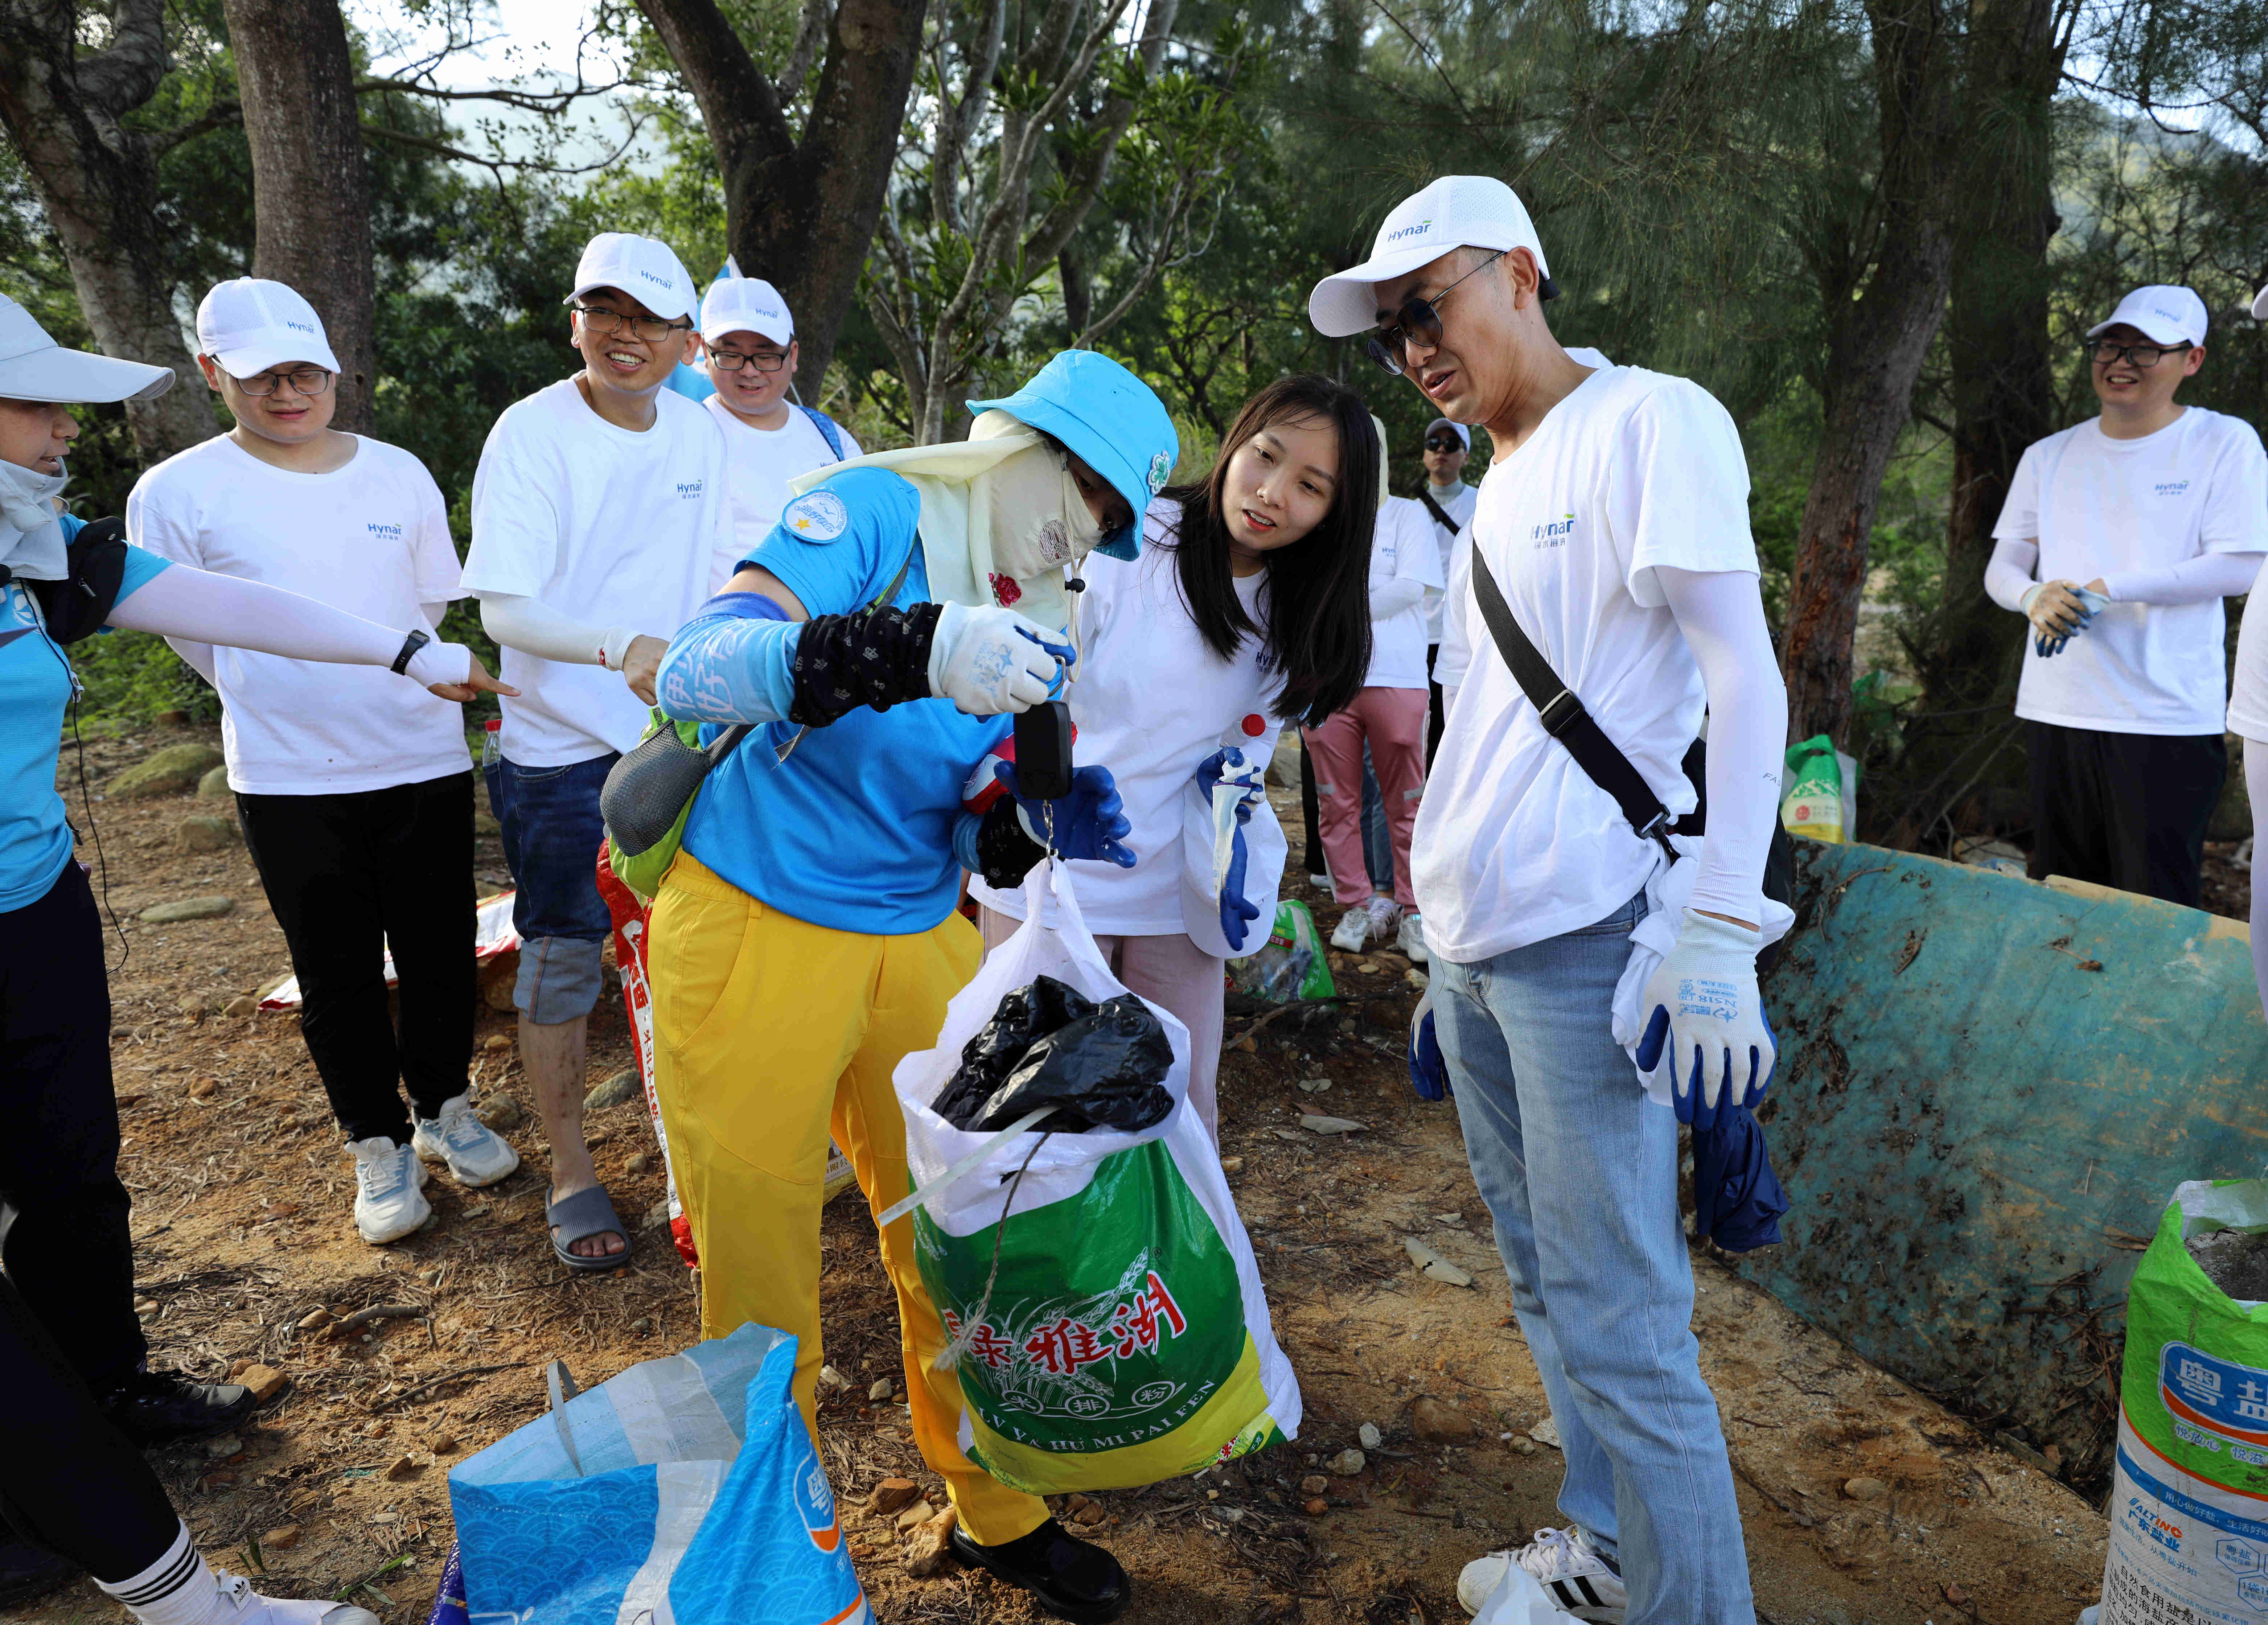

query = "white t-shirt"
(1995, 408), (2268, 736)
(127, 436), (472, 795)
(970, 499), (1283, 939)
(464, 380), (731, 765)
(1417, 481), (1476, 643)
(1415, 365), (1758, 965)
(2231, 600), (2268, 743)
(703, 398), (862, 567)
(1367, 496), (1445, 690)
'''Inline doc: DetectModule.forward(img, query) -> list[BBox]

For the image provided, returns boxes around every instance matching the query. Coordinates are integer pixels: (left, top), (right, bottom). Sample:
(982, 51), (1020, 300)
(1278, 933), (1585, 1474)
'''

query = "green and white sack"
(892, 861), (1302, 1494)
(2093, 1180), (2268, 1622)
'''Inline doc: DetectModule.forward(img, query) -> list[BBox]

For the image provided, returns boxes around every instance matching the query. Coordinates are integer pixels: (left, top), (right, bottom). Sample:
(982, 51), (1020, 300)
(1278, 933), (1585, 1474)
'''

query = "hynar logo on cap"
(195, 277), (342, 379)
(1385, 218), (1433, 244)
(2087, 283), (2210, 350)
(568, 232), (698, 322)
(699, 276), (795, 348)
(1308, 176), (1552, 338)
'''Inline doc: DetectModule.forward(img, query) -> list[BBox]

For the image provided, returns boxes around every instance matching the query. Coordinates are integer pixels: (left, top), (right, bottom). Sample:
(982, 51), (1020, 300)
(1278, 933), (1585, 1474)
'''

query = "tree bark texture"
(1780, 0), (1960, 748)
(0, 0), (217, 461)
(222, 0), (378, 433)
(636, 0), (928, 400)
(1932, 0), (2068, 711)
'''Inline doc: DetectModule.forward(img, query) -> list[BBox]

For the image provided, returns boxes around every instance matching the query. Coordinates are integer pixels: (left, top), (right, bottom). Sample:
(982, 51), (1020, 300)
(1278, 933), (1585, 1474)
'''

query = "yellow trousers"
(646, 852), (1048, 1547)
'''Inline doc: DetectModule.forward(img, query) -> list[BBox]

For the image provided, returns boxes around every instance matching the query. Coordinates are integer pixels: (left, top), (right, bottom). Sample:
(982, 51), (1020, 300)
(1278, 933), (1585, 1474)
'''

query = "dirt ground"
(11, 723), (2115, 1625)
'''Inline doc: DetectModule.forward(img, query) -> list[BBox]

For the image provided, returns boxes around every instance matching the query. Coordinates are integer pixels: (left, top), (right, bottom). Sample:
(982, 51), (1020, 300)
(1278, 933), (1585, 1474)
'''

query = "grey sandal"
(547, 1184), (629, 1273)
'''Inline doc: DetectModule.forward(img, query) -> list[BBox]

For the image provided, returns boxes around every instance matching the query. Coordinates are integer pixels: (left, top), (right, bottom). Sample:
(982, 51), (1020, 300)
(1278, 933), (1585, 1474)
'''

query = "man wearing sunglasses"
(463, 232), (733, 1271)
(698, 276), (861, 554)
(1418, 417), (1476, 763)
(1984, 283), (2267, 907)
(1312, 176), (1786, 1624)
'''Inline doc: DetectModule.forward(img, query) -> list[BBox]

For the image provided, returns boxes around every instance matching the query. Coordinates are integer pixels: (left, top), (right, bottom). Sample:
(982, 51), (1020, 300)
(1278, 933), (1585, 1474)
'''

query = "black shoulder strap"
(1467, 546), (1676, 861)
(1417, 490), (1460, 538)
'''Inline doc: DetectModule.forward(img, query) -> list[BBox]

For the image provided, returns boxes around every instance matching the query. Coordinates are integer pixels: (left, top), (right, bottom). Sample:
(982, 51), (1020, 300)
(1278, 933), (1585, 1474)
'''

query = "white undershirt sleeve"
(2103, 551), (2265, 606)
(477, 592), (641, 671)
(1984, 536), (2042, 614)
(109, 563), (471, 688)
(1657, 564), (1784, 929)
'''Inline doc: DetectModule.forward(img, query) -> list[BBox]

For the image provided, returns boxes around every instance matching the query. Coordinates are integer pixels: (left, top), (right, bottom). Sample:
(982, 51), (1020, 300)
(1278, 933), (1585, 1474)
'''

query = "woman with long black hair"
(969, 373), (1379, 1134)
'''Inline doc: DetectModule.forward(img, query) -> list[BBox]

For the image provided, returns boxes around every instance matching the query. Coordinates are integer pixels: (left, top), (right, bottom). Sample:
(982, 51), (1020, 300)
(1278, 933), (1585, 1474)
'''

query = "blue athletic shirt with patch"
(680, 466), (1010, 935)
(1, 520), (173, 912)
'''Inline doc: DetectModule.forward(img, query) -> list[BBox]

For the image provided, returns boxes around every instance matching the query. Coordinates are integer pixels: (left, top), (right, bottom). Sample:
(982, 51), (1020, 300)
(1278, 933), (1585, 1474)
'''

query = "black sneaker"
(99, 1369), (256, 1447)
(0, 1538), (79, 1608)
(948, 1518), (1129, 1624)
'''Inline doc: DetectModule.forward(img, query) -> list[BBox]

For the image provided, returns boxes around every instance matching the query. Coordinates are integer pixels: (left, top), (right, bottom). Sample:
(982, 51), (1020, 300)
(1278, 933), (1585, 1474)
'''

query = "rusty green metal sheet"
(1737, 839), (2268, 1482)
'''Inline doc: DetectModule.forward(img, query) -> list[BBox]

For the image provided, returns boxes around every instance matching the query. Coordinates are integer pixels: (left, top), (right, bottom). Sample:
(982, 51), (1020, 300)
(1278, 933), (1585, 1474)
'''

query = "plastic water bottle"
(480, 717), (501, 773)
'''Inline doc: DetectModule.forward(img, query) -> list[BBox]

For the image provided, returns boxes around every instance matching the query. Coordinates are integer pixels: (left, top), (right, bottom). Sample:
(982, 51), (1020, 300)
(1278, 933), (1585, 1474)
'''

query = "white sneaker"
(412, 1092), (521, 1187)
(1397, 911), (1430, 964)
(1330, 906), (1373, 951)
(196, 1570), (382, 1624)
(1458, 1528), (1626, 1621)
(349, 1137), (431, 1245)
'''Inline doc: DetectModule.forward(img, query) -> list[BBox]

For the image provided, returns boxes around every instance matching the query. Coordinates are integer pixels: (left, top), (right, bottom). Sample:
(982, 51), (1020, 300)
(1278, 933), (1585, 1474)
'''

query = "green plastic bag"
(2095, 1180), (2268, 1620)
(1227, 901), (1337, 1004)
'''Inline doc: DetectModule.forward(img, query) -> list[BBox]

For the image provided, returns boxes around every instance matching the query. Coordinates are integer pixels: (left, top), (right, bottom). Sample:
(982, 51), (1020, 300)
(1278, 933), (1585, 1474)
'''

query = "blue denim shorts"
(486, 752), (617, 1023)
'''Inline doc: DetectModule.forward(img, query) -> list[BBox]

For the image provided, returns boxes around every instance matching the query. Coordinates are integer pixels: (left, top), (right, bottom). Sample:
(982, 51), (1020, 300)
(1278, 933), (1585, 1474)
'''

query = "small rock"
(255, 970), (292, 1001)
(383, 1453), (418, 1481)
(474, 1096), (524, 1132)
(1328, 1448), (1365, 1476)
(222, 995), (258, 1018)
(1515, 1437), (1537, 1456)
(1943, 1581), (1969, 1605)
(185, 1074), (218, 1100)
(259, 1526), (299, 1552)
(1529, 1416), (1560, 1450)
(1303, 1497), (1328, 1516)
(641, 1201), (672, 1231)
(480, 954), (519, 1012)
(363, 1420), (390, 1438)
(1297, 1077), (1332, 1093)
(1358, 1423), (1382, 1450)
(1300, 1474), (1329, 1495)
(869, 1378), (895, 1403)
(869, 1478), (921, 1514)
(482, 1033), (514, 1053)
(296, 1308), (334, 1333)
(238, 1364), (288, 1403)
(903, 1506), (959, 1576)
(630, 1317), (654, 1336)
(1405, 970), (1429, 989)
(818, 1365), (852, 1392)
(1300, 1114), (1365, 1135)
(174, 815), (236, 853)
(1072, 1501), (1107, 1527)
(1218, 1156), (1244, 1174)
(197, 766), (232, 801)
(134, 1298), (160, 1316)
(1842, 1476), (1888, 1503)
(1412, 1397), (1476, 1443)
(205, 1435), (242, 1460)
(1402, 1237), (1474, 1288)
(583, 1070), (640, 1111)
(431, 1436), (458, 1456)
(139, 895), (235, 924)
(895, 1501), (936, 1532)
(108, 742), (224, 799)
(626, 1151), (653, 1176)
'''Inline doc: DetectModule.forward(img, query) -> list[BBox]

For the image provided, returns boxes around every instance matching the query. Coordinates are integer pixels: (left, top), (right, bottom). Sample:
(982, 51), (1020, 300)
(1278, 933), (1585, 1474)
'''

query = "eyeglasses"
(1424, 435), (1464, 453)
(230, 365), (334, 398)
(2086, 339), (2191, 369)
(710, 347), (789, 374)
(1366, 251), (1504, 377)
(571, 304), (694, 344)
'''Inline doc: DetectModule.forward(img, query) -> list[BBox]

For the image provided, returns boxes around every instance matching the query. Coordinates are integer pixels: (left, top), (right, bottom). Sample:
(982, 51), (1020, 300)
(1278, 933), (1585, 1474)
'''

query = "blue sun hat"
(966, 351), (1178, 561)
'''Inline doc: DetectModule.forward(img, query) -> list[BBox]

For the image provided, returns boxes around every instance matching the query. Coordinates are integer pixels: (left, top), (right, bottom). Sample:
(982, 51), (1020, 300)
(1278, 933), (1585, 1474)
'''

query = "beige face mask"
(970, 438), (1104, 613)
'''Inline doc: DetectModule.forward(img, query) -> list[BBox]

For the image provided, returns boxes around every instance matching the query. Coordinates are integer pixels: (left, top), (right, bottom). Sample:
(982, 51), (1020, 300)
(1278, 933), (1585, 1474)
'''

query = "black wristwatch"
(391, 629), (431, 676)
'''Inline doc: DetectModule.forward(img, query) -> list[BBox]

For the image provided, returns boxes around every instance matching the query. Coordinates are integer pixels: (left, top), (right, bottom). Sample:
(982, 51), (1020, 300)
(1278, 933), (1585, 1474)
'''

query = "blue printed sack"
(448, 1322), (868, 1624)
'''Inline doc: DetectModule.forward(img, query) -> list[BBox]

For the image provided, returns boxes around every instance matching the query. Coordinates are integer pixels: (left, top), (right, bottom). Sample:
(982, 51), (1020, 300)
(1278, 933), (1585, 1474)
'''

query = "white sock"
(96, 1521), (218, 1625)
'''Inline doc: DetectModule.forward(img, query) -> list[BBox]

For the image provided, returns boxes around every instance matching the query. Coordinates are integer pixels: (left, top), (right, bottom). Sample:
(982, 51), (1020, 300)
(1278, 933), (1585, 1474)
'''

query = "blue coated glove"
(994, 760), (1136, 868)
(1195, 748), (1267, 951)
(1194, 746), (1267, 805)
(2028, 584), (2111, 659)
(1633, 910), (1778, 1133)
(1407, 987), (1451, 1101)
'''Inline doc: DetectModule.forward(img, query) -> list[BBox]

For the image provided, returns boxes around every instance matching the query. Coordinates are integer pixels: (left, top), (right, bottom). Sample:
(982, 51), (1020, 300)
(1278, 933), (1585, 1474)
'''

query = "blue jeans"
(1434, 891), (1755, 1624)
(485, 753), (617, 1024)
(1360, 744), (1391, 891)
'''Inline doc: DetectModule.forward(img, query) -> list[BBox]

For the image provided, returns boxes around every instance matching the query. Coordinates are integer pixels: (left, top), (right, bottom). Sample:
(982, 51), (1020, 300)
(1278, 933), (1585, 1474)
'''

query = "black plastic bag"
(933, 975), (1174, 1135)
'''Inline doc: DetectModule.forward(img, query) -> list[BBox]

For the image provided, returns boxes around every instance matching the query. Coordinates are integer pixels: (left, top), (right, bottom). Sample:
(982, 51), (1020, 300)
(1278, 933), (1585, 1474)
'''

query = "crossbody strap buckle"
(1537, 688), (1587, 737)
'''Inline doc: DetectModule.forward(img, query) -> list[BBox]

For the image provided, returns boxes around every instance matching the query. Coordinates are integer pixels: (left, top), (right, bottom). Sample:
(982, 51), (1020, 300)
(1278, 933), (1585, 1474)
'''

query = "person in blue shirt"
(0, 293), (509, 1608)
(645, 351), (1174, 1624)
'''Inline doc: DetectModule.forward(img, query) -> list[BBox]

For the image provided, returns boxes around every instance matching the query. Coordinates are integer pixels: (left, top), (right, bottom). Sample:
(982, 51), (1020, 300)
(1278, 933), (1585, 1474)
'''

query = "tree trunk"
(222, 0), (378, 432)
(638, 0), (929, 401)
(0, 0), (216, 462)
(1931, 0), (2067, 712)
(1780, 0), (1960, 748)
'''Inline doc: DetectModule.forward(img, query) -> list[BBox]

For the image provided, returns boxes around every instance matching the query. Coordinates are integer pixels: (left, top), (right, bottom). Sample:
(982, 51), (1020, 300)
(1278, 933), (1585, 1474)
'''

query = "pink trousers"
(977, 908), (1225, 1141)
(1303, 686), (1428, 907)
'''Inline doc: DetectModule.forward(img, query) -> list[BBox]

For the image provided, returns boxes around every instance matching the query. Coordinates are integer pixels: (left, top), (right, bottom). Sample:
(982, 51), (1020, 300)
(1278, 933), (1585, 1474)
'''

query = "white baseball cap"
(566, 233), (698, 322)
(1424, 417), (1471, 450)
(1308, 176), (1553, 338)
(699, 277), (794, 348)
(196, 278), (341, 377)
(0, 292), (174, 404)
(2253, 283), (2267, 322)
(2087, 284), (2209, 349)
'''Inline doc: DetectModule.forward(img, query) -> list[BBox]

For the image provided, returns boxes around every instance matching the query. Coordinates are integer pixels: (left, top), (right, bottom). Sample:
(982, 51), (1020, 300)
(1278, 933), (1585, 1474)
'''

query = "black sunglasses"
(1424, 434), (1464, 452)
(1365, 254), (1561, 377)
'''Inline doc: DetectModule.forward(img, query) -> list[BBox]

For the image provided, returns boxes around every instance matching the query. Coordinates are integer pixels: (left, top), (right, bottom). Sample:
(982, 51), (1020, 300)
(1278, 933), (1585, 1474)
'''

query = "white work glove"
(1633, 909), (1778, 1130)
(925, 601), (1073, 716)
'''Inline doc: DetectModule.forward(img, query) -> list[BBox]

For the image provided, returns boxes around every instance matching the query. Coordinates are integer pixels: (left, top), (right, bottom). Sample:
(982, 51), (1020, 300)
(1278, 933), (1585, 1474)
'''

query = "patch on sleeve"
(780, 490), (851, 544)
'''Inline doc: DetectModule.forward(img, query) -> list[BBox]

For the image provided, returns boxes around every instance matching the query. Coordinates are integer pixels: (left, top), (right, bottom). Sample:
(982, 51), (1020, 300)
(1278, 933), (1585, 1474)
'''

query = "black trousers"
(1299, 737), (1322, 876)
(1426, 643), (1445, 770)
(0, 861), (143, 1394)
(2027, 721), (2226, 908)
(0, 1271), (176, 1580)
(237, 771), (477, 1146)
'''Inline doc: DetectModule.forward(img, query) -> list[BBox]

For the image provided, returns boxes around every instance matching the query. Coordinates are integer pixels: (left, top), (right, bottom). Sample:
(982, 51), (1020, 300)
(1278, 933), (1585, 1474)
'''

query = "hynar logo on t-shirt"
(1531, 512), (1577, 546)
(365, 521), (404, 542)
(675, 478), (705, 500)
(2154, 479), (2192, 499)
